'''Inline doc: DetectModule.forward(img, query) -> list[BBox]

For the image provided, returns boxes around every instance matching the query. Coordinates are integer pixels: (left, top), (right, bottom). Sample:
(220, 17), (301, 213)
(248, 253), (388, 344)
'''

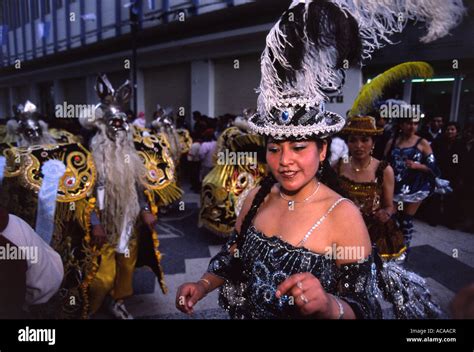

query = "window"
(412, 78), (454, 122)
(4, 0), (10, 26)
(13, 0), (20, 28)
(24, 0), (30, 23)
(45, 0), (51, 14)
(31, 0), (40, 20)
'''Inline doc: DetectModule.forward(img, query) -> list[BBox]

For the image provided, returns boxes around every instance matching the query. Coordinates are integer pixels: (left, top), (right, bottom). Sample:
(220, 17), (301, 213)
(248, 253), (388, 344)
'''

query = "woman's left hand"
(275, 272), (337, 318)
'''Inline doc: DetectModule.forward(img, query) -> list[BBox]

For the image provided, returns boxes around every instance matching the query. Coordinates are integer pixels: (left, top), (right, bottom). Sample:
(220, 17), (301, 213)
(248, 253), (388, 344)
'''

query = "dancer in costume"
(1, 121), (99, 319)
(337, 116), (406, 260)
(384, 111), (441, 254)
(150, 106), (192, 166)
(340, 61), (436, 261)
(176, 0), (461, 319)
(80, 74), (175, 319)
(4, 101), (56, 147)
(133, 107), (185, 214)
(2, 101), (80, 150)
(198, 109), (266, 237)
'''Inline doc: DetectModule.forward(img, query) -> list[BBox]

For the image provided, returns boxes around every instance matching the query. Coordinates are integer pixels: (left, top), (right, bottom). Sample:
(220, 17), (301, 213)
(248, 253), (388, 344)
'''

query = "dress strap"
(297, 198), (350, 247)
(414, 137), (423, 148)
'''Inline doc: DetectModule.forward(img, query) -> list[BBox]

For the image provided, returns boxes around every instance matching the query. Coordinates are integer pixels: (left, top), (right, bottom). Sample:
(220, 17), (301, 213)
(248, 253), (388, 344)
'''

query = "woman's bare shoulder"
(316, 186), (360, 223)
(322, 188), (372, 256)
(383, 164), (395, 178)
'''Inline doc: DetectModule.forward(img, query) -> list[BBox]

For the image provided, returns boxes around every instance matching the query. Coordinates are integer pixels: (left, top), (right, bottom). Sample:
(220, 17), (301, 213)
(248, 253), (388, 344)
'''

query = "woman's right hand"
(175, 282), (208, 314)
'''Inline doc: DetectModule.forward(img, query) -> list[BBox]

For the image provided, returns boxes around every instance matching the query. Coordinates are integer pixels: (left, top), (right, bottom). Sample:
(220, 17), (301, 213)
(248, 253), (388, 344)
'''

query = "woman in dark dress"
(176, 1), (442, 319)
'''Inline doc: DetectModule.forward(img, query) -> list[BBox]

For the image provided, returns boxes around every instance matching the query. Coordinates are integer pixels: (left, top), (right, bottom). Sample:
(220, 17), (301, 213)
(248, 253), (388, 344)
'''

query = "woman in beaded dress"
(175, 0), (445, 320)
(337, 116), (406, 261)
(384, 117), (441, 253)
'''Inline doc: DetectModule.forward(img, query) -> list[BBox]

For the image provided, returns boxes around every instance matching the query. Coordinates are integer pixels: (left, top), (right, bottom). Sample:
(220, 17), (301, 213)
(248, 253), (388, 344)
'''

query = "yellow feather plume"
(350, 62), (434, 117)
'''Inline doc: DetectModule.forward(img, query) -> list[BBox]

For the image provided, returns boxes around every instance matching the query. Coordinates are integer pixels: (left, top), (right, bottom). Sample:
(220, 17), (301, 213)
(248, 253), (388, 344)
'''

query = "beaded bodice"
(337, 161), (388, 216)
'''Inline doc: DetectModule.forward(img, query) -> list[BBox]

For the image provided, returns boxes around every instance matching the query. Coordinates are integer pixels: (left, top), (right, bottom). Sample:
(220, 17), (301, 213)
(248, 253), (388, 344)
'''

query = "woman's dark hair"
(445, 121), (460, 131)
(237, 174), (277, 247)
(386, 121), (406, 162)
(237, 136), (346, 245)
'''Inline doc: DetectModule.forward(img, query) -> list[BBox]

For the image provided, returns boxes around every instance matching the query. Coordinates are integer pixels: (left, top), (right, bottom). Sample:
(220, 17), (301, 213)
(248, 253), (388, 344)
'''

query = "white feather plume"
(257, 0), (465, 119)
(330, 0), (466, 58)
(258, 4), (344, 117)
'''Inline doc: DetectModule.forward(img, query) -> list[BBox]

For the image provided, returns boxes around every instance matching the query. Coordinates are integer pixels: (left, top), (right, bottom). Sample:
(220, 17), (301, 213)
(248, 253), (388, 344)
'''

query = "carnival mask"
(80, 74), (132, 140)
(18, 117), (43, 143)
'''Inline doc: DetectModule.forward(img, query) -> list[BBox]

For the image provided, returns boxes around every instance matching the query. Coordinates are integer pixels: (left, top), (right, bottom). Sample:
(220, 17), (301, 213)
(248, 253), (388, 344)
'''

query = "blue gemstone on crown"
(282, 111), (289, 121)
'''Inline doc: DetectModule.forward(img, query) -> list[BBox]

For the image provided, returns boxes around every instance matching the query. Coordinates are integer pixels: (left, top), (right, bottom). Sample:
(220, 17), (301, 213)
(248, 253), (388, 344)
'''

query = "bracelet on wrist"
(198, 278), (211, 293)
(331, 294), (344, 320)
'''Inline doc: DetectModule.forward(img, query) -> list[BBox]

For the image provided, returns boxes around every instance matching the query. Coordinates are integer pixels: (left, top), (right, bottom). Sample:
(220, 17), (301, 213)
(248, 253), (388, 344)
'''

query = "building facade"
(0, 0), (283, 126)
(0, 0), (472, 129)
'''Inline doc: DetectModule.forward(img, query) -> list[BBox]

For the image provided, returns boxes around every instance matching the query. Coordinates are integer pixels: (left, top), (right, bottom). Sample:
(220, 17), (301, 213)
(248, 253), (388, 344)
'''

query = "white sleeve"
(2, 215), (64, 305)
(330, 137), (349, 166)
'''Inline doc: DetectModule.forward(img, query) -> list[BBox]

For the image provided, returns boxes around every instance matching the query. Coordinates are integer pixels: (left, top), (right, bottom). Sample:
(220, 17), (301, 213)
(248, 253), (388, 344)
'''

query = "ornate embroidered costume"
(1, 142), (98, 319)
(199, 123), (266, 237)
(79, 74), (177, 318)
(337, 160), (406, 260)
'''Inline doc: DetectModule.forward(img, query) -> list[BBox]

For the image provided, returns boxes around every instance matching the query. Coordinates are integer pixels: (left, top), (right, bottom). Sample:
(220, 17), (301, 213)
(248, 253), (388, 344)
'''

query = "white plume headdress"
(250, 0), (362, 139)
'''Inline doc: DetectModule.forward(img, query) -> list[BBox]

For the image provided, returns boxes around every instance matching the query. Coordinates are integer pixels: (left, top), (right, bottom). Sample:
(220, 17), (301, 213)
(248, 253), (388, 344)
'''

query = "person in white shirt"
(132, 111), (146, 128)
(0, 207), (64, 318)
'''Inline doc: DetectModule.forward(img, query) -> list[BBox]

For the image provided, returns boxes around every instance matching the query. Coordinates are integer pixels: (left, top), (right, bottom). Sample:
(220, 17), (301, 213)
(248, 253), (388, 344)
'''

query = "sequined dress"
(337, 160), (406, 260)
(207, 198), (442, 319)
(389, 138), (439, 203)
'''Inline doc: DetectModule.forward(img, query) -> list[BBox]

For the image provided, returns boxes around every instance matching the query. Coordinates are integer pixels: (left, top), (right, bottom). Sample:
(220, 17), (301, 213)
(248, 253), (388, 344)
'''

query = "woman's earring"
(317, 161), (324, 178)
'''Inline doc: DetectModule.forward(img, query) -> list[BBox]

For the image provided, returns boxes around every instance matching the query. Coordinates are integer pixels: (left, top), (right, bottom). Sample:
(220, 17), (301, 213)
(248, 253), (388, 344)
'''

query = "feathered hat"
(249, 0), (362, 139)
(248, 0), (465, 140)
(340, 116), (383, 136)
